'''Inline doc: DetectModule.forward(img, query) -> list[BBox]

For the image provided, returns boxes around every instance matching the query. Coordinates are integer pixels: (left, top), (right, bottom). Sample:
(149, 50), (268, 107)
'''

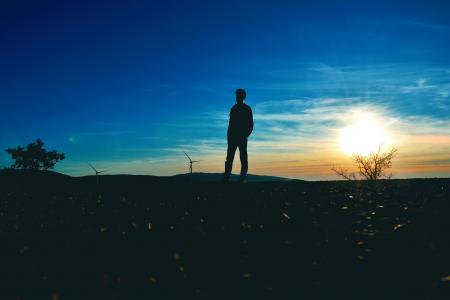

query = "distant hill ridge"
(0, 169), (291, 184)
(171, 172), (290, 182)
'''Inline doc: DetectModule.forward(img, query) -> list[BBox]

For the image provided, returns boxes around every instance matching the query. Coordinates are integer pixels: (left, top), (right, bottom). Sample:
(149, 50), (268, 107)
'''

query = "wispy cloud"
(397, 20), (450, 31)
(401, 78), (436, 93)
(72, 130), (136, 137)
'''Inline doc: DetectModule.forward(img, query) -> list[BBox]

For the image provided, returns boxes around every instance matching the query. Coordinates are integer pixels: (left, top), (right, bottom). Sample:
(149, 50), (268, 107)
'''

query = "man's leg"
(224, 140), (238, 181)
(238, 139), (248, 182)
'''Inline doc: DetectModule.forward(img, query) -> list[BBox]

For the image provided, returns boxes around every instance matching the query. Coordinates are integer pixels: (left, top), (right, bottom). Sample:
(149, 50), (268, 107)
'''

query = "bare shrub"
(332, 146), (397, 180)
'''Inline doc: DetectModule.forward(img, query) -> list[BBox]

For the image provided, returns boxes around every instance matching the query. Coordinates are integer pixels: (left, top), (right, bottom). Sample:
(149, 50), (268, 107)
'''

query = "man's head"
(235, 88), (246, 104)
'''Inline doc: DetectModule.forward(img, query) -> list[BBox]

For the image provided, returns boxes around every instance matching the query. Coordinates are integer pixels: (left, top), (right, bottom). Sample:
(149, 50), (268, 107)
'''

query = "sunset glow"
(339, 113), (391, 156)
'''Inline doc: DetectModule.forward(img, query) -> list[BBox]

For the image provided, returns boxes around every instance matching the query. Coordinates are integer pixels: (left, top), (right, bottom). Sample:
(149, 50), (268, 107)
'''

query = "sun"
(339, 113), (389, 156)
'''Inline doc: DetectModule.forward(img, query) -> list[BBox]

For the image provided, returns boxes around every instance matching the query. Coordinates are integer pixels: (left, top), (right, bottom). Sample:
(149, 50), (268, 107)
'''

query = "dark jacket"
(227, 103), (253, 141)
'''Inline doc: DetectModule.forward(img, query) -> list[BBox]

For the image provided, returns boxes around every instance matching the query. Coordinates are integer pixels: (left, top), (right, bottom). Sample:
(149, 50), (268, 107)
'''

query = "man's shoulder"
(232, 103), (252, 110)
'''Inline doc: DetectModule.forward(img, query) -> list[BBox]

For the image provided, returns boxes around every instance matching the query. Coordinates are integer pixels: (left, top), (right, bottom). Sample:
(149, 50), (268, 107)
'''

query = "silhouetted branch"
(332, 146), (398, 181)
(331, 166), (357, 181)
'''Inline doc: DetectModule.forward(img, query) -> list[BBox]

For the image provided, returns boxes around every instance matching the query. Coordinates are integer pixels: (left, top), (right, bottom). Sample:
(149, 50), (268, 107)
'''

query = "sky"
(1, 0), (450, 179)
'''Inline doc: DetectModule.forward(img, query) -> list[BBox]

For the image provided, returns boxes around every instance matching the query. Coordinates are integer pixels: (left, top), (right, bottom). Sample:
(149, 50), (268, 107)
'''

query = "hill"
(0, 170), (291, 189)
(171, 172), (291, 182)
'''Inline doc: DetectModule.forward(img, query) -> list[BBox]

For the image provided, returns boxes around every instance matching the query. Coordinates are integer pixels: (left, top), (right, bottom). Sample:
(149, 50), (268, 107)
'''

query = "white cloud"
(401, 78), (436, 93)
(397, 20), (450, 31)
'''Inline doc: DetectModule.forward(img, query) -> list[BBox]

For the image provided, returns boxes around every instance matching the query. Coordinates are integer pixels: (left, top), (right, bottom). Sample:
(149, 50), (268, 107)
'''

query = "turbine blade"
(191, 160), (201, 163)
(88, 163), (98, 173)
(183, 151), (192, 162)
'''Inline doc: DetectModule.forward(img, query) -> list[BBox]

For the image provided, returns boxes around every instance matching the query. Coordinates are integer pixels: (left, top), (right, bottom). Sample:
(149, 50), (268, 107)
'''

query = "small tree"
(332, 146), (397, 180)
(5, 139), (65, 170)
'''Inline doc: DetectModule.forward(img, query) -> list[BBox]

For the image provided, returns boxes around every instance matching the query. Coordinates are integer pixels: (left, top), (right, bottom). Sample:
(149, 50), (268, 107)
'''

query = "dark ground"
(0, 170), (449, 299)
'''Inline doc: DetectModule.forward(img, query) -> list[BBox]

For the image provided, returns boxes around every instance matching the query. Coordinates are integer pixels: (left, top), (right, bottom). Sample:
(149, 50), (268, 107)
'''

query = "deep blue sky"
(1, 0), (450, 178)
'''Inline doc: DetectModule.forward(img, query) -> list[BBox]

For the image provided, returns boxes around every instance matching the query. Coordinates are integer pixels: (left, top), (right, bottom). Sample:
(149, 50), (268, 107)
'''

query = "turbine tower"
(183, 151), (200, 174)
(88, 163), (107, 184)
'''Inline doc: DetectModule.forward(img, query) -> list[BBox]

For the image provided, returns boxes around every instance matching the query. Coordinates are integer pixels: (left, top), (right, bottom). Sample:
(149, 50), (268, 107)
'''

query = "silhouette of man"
(223, 88), (253, 182)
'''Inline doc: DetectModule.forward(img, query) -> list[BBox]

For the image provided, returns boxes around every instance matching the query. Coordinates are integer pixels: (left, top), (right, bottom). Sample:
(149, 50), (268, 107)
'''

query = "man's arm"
(227, 107), (233, 139)
(247, 107), (253, 137)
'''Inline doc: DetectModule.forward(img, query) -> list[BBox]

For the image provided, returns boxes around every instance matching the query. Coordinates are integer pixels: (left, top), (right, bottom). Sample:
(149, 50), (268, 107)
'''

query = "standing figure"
(223, 88), (253, 182)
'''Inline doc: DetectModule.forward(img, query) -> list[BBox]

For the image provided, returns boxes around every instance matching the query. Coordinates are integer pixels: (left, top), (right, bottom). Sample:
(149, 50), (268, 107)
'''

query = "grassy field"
(0, 171), (449, 299)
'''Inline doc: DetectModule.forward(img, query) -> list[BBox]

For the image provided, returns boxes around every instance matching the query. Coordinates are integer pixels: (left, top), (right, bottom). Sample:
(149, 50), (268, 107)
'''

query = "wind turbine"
(88, 163), (107, 184)
(183, 151), (200, 174)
